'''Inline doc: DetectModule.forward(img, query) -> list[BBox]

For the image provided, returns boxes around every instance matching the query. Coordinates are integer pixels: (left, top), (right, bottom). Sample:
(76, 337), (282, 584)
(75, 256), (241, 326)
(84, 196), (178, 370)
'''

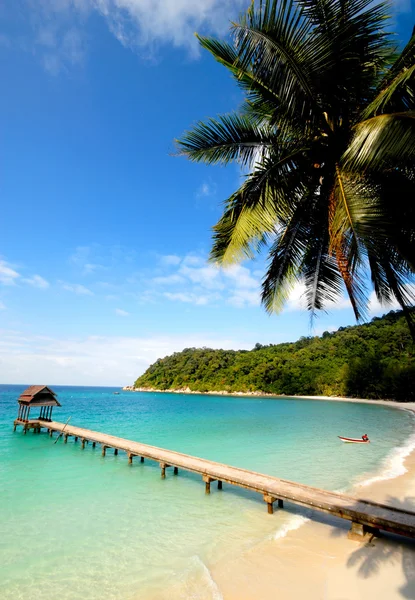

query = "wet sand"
(210, 402), (415, 600)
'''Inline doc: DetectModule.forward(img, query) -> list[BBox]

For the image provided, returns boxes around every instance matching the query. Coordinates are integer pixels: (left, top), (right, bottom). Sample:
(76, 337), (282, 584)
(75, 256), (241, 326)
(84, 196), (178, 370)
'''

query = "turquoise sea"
(0, 385), (414, 599)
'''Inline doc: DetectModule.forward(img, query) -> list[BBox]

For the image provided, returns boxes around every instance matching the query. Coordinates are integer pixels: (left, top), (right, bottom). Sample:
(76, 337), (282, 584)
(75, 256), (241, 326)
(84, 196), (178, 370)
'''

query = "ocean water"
(0, 385), (413, 599)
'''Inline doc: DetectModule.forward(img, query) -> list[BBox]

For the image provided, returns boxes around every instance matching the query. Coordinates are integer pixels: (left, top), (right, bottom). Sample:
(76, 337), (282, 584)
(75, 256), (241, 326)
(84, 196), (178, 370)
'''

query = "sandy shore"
(209, 401), (415, 600)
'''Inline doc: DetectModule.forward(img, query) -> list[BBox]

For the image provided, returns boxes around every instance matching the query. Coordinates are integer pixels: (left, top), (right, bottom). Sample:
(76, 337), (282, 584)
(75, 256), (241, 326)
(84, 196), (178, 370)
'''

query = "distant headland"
(126, 310), (415, 402)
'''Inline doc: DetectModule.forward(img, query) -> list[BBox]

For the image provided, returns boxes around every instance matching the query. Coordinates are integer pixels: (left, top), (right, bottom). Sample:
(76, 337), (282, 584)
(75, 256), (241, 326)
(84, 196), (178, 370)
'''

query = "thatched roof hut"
(18, 385), (61, 406)
(17, 385), (61, 423)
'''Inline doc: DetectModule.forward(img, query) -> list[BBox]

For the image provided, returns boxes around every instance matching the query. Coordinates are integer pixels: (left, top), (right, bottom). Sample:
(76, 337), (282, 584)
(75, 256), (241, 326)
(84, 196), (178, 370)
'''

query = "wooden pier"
(14, 418), (415, 542)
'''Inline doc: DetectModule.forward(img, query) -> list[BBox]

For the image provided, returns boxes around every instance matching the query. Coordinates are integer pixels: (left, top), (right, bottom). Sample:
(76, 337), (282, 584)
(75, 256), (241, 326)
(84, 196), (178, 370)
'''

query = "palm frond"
(176, 113), (275, 166)
(364, 27), (415, 116)
(231, 0), (325, 125)
(342, 112), (415, 171)
(261, 194), (313, 313)
(210, 150), (308, 264)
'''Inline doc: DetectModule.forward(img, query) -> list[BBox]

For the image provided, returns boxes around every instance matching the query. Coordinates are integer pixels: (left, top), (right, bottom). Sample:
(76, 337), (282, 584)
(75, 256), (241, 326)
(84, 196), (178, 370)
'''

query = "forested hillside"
(134, 311), (415, 400)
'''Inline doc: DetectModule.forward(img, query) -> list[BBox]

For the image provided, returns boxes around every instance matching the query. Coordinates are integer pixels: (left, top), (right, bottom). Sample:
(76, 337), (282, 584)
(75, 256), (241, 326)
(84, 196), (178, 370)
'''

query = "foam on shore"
(358, 423), (415, 487)
(271, 514), (310, 540)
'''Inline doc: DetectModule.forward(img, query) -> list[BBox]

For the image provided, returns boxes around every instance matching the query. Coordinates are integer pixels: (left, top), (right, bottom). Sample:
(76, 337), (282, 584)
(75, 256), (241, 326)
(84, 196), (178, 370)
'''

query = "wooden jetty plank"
(19, 419), (415, 540)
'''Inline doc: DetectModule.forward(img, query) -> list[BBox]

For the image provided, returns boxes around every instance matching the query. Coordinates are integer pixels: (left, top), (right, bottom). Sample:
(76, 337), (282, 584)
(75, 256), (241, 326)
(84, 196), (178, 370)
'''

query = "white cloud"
(164, 292), (213, 306)
(179, 264), (224, 290)
(0, 301), (6, 310)
(83, 263), (103, 274)
(0, 330), (252, 386)
(196, 181), (216, 198)
(182, 255), (204, 266)
(61, 282), (94, 295)
(150, 253), (263, 307)
(159, 255), (181, 266)
(227, 289), (260, 308)
(115, 308), (129, 317)
(222, 264), (258, 289)
(12, 0), (247, 75)
(368, 285), (415, 316)
(69, 246), (104, 274)
(22, 274), (50, 289)
(0, 260), (20, 285)
(285, 281), (351, 312)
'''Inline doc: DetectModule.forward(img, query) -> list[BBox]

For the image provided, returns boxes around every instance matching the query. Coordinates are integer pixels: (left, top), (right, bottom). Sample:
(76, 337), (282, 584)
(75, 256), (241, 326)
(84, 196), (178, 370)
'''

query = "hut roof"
(18, 385), (61, 406)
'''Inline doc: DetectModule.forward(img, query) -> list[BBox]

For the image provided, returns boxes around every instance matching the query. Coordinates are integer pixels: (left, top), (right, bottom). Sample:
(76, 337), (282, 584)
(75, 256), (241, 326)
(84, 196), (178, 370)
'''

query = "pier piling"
(14, 417), (415, 543)
(203, 475), (215, 494)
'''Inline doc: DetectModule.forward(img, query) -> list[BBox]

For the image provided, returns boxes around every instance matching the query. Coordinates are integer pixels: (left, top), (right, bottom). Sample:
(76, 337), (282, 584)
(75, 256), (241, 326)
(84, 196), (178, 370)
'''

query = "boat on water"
(338, 436), (370, 443)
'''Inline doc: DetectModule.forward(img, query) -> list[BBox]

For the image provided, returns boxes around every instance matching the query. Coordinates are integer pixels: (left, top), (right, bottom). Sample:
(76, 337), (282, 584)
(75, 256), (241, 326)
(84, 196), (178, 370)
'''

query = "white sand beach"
(210, 400), (415, 600)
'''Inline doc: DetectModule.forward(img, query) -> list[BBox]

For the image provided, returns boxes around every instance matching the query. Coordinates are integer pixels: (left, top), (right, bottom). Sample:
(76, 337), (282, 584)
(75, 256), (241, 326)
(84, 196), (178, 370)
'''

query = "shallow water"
(0, 385), (413, 599)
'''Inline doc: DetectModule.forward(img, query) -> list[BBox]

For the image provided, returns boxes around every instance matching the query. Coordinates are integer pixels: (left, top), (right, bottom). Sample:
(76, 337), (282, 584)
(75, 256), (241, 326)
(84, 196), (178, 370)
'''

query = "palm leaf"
(364, 27), (415, 116)
(176, 113), (275, 166)
(342, 112), (415, 171)
(210, 149), (308, 264)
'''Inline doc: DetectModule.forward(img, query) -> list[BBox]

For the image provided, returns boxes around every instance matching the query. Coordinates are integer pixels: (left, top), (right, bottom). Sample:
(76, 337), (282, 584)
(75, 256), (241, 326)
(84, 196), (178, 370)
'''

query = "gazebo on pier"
(15, 386), (61, 432)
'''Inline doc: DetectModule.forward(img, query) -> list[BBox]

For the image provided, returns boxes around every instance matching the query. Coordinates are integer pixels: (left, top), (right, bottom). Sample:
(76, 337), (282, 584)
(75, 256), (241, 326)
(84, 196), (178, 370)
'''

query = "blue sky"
(0, 0), (413, 385)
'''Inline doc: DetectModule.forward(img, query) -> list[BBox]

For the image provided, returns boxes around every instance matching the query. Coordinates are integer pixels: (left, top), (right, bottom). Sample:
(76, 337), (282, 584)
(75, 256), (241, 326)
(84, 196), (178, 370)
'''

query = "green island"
(134, 310), (414, 400)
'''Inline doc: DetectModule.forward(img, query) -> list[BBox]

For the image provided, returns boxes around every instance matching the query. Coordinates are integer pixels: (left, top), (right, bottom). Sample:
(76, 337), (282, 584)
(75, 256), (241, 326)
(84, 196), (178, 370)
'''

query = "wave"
(270, 514), (310, 541)
(358, 412), (415, 487)
(184, 555), (223, 600)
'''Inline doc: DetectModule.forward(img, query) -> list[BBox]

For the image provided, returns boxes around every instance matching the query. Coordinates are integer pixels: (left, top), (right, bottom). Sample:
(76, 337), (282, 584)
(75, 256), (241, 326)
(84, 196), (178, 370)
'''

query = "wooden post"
(263, 495), (276, 514)
(23, 426), (27, 434)
(202, 475), (217, 494)
(218, 481), (223, 490)
(102, 445), (107, 457)
(348, 522), (377, 542)
(278, 499), (284, 508)
(140, 456), (144, 463)
(81, 438), (85, 449)
(114, 448), (118, 456)
(174, 467), (178, 475)
(64, 434), (68, 443)
(49, 428), (53, 437)
(160, 463), (166, 479)
(13, 424), (17, 432)
(74, 436), (78, 442)
(92, 442), (96, 448)
(128, 453), (133, 464)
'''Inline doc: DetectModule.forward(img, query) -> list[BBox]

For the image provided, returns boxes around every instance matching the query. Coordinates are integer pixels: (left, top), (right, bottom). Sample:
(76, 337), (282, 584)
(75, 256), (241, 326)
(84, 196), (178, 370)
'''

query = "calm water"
(0, 385), (413, 599)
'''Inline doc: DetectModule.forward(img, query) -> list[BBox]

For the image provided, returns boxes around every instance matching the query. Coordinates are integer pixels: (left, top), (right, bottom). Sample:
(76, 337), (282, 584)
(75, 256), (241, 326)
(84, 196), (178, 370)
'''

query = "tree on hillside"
(177, 0), (415, 332)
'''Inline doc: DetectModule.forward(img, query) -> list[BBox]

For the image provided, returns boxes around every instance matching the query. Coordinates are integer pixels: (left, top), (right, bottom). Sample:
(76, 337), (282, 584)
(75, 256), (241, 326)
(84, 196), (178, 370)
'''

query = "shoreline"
(142, 392), (415, 599)
(125, 385), (415, 409)
(209, 399), (415, 600)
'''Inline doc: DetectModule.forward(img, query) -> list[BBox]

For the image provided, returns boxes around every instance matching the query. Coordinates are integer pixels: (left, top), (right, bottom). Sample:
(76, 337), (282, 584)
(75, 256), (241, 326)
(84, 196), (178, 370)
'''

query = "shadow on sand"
(343, 496), (415, 598)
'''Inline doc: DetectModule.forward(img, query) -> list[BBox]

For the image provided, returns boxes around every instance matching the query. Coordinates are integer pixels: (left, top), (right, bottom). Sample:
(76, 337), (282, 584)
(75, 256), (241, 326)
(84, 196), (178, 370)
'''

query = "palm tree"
(176, 0), (415, 333)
